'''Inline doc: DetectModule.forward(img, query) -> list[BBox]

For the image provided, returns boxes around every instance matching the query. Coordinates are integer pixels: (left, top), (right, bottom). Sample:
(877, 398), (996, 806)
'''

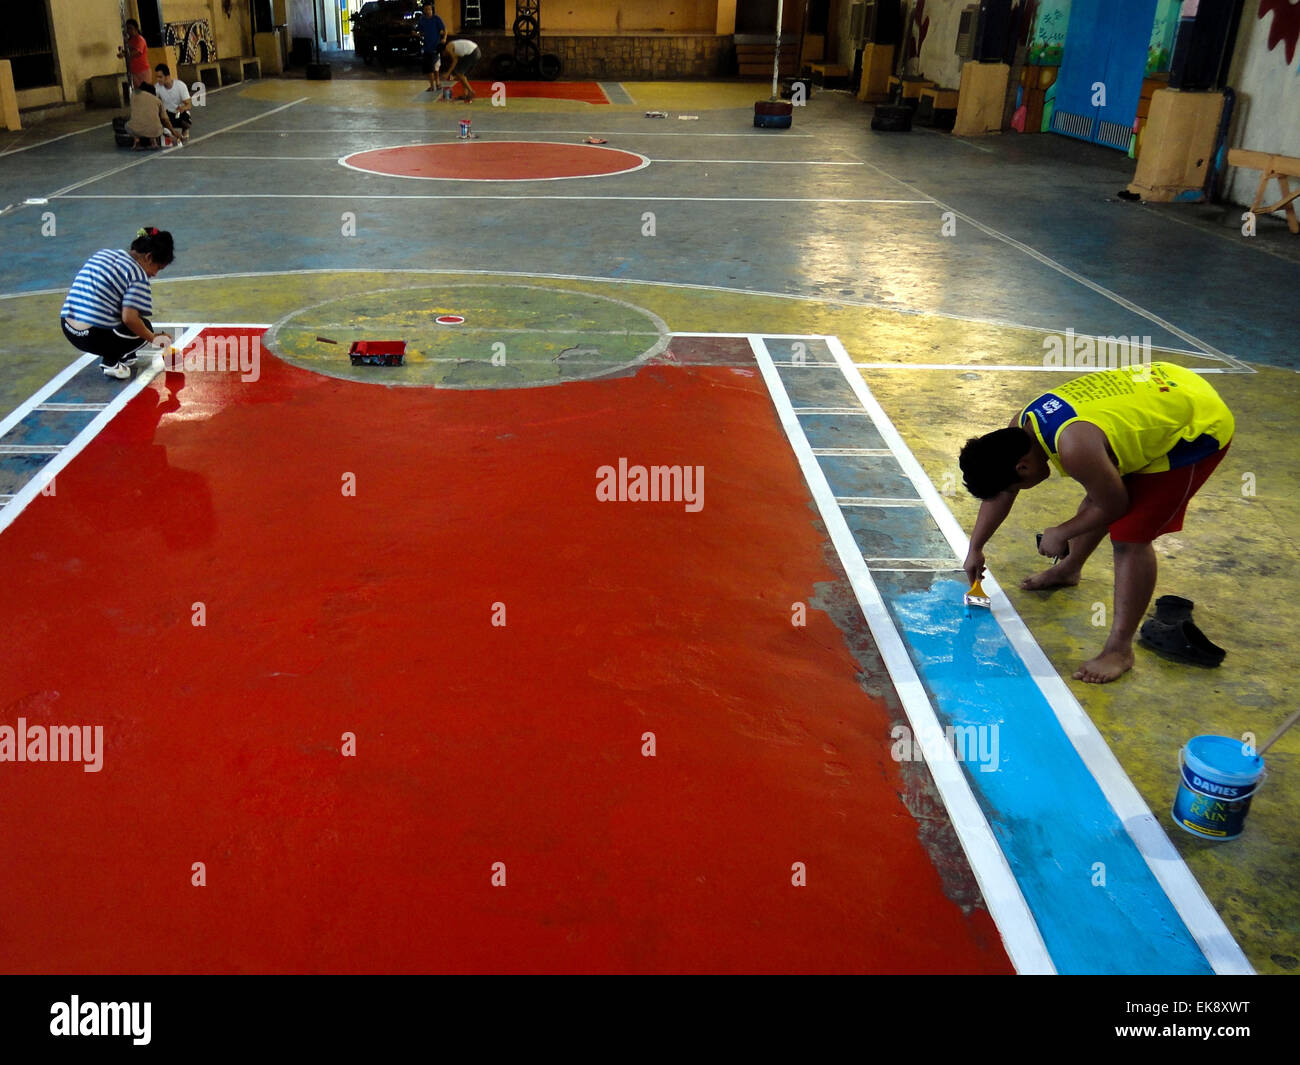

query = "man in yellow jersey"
(958, 362), (1234, 684)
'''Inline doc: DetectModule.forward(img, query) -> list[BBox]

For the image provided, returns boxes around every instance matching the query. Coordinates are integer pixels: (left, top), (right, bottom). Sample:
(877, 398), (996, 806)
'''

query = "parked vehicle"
(352, 0), (423, 66)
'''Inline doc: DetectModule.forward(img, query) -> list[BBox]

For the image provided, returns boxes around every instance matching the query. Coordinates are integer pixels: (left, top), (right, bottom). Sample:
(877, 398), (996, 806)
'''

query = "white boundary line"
(0, 354), (96, 439)
(225, 128), (819, 138)
(751, 333), (1055, 975)
(39, 98), (308, 201)
(852, 362), (1234, 373)
(55, 193), (934, 204)
(823, 334), (1254, 975)
(0, 121), (113, 158)
(0, 270), (1254, 371)
(846, 155), (1253, 374)
(0, 324), (203, 539)
(337, 140), (652, 182)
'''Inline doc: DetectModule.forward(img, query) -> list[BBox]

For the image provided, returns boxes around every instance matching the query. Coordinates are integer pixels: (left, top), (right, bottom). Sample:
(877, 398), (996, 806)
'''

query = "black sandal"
(1138, 617), (1226, 667)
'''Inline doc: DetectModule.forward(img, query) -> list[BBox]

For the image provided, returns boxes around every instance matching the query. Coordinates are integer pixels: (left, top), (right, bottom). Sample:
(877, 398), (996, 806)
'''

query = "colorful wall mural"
(164, 19), (218, 64)
(1029, 0), (1071, 66)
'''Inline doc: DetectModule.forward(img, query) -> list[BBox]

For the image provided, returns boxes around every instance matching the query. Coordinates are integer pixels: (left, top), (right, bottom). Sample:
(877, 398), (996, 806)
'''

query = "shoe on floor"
(101, 361), (131, 380)
(1138, 617), (1226, 667)
(1152, 594), (1194, 624)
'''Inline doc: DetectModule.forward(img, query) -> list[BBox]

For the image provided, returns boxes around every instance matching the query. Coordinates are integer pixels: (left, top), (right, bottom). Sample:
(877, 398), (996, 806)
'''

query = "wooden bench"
(218, 56), (262, 84)
(734, 36), (798, 78)
(179, 62), (222, 90)
(917, 86), (959, 129)
(1228, 148), (1300, 234)
(807, 61), (849, 88)
(87, 72), (131, 109)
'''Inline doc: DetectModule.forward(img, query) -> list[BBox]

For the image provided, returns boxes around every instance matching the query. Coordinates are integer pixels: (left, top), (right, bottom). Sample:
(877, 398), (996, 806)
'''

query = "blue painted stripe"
(877, 572), (1212, 974)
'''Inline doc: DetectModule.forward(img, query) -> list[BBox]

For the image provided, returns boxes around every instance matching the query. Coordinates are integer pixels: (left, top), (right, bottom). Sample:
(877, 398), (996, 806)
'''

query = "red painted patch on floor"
(0, 335), (1012, 974)
(457, 80), (611, 104)
(341, 141), (647, 181)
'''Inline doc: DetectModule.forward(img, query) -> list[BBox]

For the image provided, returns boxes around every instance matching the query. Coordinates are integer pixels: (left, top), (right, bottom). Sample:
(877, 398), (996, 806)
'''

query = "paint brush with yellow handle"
(964, 578), (991, 609)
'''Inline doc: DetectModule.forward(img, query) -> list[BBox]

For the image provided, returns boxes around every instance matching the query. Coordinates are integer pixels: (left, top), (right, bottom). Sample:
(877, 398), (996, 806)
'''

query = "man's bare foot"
(1020, 563), (1082, 591)
(1073, 648), (1134, 684)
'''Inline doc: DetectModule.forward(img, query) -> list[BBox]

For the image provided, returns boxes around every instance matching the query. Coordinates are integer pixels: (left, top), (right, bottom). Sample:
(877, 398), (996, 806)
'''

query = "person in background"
(119, 19), (152, 88)
(441, 37), (481, 102)
(418, 2), (446, 93)
(61, 228), (176, 380)
(125, 82), (180, 150)
(153, 65), (192, 142)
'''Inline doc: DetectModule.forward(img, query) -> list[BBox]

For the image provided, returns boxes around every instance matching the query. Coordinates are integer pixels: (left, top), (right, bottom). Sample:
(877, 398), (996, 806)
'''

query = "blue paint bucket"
(1172, 735), (1265, 840)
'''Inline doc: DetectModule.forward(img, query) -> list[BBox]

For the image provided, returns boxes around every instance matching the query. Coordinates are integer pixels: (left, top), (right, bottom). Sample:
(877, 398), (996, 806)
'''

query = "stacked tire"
(754, 99), (793, 129)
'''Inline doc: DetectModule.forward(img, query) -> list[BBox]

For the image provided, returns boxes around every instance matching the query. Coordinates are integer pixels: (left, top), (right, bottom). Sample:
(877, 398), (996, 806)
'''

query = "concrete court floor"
(0, 72), (1297, 974)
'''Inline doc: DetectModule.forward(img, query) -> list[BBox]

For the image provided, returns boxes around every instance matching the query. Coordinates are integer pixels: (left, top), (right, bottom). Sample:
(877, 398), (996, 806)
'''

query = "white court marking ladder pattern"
(746, 332), (1252, 975)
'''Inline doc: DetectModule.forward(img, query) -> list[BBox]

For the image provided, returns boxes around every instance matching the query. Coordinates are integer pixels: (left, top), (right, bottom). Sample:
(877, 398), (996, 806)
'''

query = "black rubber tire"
(754, 99), (794, 116)
(513, 38), (540, 71)
(512, 14), (539, 42)
(491, 53), (516, 79)
(538, 53), (562, 81)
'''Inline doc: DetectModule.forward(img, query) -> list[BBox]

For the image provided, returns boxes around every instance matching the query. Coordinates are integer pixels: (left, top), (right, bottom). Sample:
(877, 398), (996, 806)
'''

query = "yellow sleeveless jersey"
(1019, 362), (1234, 476)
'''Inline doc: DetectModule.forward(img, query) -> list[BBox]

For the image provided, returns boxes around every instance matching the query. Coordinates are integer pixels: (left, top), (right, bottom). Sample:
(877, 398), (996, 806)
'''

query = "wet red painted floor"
(342, 140), (646, 180)
(0, 336), (1012, 974)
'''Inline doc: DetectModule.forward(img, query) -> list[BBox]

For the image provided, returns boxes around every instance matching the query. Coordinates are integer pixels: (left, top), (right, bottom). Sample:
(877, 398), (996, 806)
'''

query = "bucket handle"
(1178, 748), (1267, 801)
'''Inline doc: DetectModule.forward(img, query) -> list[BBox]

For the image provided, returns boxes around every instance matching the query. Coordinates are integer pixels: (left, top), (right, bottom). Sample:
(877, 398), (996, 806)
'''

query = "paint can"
(1171, 735), (1265, 841)
(441, 87), (452, 101)
(459, 119), (471, 139)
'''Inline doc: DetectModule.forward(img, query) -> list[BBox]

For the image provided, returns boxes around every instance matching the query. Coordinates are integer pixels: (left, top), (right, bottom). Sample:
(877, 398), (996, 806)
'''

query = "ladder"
(463, 1), (482, 28)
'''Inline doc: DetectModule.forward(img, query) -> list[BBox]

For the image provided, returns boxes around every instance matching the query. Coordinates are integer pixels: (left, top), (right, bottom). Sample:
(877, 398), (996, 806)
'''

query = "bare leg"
(1074, 539), (1155, 683)
(1020, 496), (1108, 590)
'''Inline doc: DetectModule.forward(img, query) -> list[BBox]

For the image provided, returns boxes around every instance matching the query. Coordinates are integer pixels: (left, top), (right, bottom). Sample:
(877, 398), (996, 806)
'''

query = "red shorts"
(1109, 445), (1229, 543)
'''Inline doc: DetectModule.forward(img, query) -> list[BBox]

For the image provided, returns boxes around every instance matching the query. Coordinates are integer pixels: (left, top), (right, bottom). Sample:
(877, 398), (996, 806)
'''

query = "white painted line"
(793, 407), (870, 415)
(647, 158), (865, 165)
(0, 445), (63, 454)
(225, 128), (818, 138)
(865, 557), (963, 564)
(824, 334), (1255, 975)
(338, 140), (652, 183)
(846, 155), (1253, 373)
(0, 325), (204, 539)
(31, 99), (309, 202)
(36, 403), (108, 411)
(836, 498), (928, 507)
(811, 448), (894, 456)
(157, 155), (340, 161)
(852, 362), (1238, 373)
(158, 154), (863, 166)
(0, 121), (113, 158)
(0, 273), (1249, 370)
(56, 193), (934, 204)
(0, 354), (96, 439)
(751, 333), (1054, 975)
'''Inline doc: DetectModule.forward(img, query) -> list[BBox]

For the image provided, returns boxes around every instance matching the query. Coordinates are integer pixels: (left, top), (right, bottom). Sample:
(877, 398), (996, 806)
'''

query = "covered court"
(1, 68), (1297, 980)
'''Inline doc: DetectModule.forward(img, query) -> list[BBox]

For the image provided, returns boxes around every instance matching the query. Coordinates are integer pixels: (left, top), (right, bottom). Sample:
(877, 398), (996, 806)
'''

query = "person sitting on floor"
(153, 64), (192, 142)
(125, 82), (180, 150)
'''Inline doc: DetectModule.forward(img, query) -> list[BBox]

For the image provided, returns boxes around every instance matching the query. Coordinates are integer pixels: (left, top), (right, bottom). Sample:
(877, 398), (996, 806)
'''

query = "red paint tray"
(349, 340), (406, 366)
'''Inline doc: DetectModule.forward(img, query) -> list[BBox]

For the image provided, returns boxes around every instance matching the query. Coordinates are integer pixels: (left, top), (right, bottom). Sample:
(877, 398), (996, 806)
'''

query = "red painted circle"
(340, 141), (648, 181)
(435, 315), (465, 324)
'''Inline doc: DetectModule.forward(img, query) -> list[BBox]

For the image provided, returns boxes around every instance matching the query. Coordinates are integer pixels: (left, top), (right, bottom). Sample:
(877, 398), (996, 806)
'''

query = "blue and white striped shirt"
(61, 249), (152, 327)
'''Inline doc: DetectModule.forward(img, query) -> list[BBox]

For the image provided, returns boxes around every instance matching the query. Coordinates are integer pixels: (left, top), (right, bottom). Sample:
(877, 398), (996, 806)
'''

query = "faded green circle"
(264, 284), (669, 388)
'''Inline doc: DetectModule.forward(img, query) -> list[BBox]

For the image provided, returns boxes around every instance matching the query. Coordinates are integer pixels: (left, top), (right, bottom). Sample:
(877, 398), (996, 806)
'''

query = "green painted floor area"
(265, 283), (667, 388)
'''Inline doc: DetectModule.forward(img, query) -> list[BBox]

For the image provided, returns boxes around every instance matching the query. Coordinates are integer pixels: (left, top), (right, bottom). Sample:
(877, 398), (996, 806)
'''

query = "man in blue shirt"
(418, 3), (446, 93)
